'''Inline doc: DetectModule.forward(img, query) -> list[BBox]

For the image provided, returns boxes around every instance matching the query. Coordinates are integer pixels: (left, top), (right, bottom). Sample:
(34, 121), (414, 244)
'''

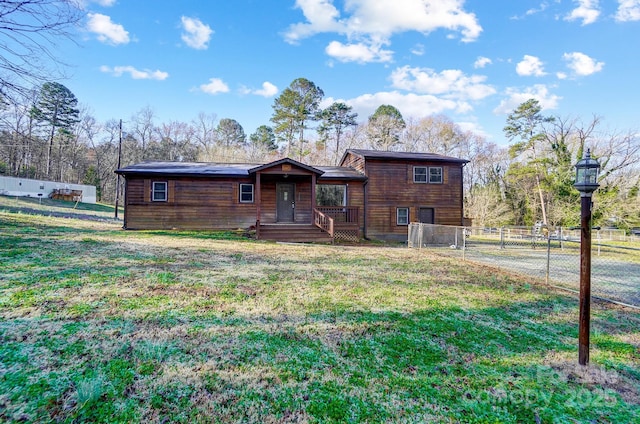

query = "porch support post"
(311, 173), (317, 212)
(256, 172), (261, 224)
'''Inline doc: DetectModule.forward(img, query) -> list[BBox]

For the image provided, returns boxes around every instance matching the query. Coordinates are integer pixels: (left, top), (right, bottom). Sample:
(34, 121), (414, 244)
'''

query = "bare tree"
(130, 106), (157, 161)
(0, 0), (82, 99)
(402, 115), (465, 155)
(192, 112), (217, 158)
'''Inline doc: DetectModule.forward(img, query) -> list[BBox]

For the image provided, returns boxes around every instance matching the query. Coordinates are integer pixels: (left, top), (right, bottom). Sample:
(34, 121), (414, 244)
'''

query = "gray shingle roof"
(342, 149), (469, 164)
(116, 160), (367, 180)
(115, 161), (256, 177)
(316, 166), (367, 180)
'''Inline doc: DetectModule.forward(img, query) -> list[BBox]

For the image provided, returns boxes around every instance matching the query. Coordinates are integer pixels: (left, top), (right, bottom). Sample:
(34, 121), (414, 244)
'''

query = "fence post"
(462, 227), (466, 261)
(500, 227), (504, 249)
(546, 235), (551, 285)
(418, 223), (423, 249)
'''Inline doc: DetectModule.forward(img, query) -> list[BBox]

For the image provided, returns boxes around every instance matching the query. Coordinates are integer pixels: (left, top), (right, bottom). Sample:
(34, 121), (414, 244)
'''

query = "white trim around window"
(397, 207), (409, 226)
(413, 166), (427, 183)
(414, 166), (443, 184)
(429, 167), (443, 183)
(151, 181), (168, 202)
(239, 183), (254, 203)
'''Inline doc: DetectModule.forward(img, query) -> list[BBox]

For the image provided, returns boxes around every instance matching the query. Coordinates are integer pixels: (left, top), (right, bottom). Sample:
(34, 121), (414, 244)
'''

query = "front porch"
(250, 158), (361, 243)
(257, 207), (360, 243)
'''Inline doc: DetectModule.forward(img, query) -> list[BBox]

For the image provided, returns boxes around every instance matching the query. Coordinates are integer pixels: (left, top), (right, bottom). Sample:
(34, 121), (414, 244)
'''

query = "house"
(114, 149), (469, 242)
(0, 175), (97, 203)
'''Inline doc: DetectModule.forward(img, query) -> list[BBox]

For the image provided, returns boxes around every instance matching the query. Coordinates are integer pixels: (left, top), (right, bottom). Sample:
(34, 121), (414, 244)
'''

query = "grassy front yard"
(0, 201), (639, 423)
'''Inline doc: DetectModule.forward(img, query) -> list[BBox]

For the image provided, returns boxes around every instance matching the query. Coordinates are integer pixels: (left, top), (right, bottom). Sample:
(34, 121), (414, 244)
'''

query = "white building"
(0, 176), (97, 204)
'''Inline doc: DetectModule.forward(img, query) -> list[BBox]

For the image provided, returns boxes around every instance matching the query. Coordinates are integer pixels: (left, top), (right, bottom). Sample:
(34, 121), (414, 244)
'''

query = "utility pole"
(115, 119), (122, 219)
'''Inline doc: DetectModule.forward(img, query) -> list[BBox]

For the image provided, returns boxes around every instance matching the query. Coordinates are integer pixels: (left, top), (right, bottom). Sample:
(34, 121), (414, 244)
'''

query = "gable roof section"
(340, 149), (469, 165)
(248, 157), (324, 175)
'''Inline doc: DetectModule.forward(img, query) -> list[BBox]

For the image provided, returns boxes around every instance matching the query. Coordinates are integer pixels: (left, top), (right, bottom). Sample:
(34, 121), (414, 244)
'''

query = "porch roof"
(249, 157), (324, 175)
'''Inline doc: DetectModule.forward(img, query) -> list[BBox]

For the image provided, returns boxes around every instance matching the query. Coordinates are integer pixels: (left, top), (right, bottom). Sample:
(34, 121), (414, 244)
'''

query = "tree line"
(2, 78), (639, 230)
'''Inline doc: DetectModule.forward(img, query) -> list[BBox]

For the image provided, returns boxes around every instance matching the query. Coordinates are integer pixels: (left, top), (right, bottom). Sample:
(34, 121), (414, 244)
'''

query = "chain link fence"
(408, 223), (640, 309)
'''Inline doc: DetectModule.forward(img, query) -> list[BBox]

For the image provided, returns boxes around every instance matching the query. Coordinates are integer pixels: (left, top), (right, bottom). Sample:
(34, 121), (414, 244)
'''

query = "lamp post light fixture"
(573, 148), (601, 366)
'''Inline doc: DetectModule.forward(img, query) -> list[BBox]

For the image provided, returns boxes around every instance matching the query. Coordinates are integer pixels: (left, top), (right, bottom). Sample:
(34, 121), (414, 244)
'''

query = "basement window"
(240, 184), (254, 203)
(397, 207), (409, 226)
(151, 181), (168, 202)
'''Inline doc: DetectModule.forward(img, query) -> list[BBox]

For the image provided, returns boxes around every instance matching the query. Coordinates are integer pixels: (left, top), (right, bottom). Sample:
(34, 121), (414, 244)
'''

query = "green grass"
(0, 195), (123, 224)
(0, 209), (639, 423)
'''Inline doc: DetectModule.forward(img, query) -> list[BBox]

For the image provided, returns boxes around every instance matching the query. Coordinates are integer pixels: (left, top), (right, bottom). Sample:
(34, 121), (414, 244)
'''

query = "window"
(151, 181), (167, 202)
(397, 207), (409, 225)
(413, 167), (427, 183)
(429, 167), (443, 183)
(240, 183), (254, 203)
(414, 166), (443, 183)
(316, 184), (346, 207)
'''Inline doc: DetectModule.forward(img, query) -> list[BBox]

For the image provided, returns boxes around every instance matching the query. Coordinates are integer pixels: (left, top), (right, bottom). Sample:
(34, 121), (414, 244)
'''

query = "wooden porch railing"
(313, 208), (334, 238)
(315, 206), (359, 223)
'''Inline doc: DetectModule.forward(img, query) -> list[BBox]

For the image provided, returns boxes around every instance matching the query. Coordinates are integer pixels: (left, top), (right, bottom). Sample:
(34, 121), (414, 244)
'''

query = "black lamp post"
(573, 148), (600, 366)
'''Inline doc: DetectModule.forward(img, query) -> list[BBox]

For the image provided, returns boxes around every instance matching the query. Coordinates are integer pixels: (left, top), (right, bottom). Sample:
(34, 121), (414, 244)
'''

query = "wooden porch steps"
(258, 224), (333, 243)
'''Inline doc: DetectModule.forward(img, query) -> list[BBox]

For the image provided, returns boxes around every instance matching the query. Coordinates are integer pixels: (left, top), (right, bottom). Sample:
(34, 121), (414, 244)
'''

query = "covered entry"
(249, 158), (361, 242)
(276, 183), (295, 222)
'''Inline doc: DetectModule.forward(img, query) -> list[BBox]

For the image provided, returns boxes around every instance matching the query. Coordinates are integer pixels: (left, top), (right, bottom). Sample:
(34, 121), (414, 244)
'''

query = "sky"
(57, 0), (640, 146)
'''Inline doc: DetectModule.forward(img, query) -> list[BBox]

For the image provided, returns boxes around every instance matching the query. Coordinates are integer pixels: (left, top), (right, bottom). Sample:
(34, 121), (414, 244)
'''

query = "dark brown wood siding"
(340, 152), (366, 174)
(123, 176), (257, 230)
(363, 159), (465, 241)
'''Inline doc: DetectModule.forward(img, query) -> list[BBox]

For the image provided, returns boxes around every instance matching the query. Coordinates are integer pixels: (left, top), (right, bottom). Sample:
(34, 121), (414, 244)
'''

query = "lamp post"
(573, 149), (600, 366)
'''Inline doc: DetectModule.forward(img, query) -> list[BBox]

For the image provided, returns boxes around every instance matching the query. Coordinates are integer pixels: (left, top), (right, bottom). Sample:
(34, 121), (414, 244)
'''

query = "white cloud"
(616, 0), (640, 21)
(325, 41), (393, 63)
(285, 0), (482, 63)
(100, 65), (168, 80)
(200, 78), (230, 95)
(86, 13), (129, 45)
(526, 2), (549, 16)
(390, 66), (496, 101)
(241, 82), (279, 97)
(285, 0), (344, 43)
(565, 0), (600, 25)
(516, 55), (546, 77)
(327, 91), (465, 121)
(474, 56), (492, 69)
(563, 52), (604, 76)
(411, 44), (425, 56)
(78, 0), (116, 7)
(181, 16), (213, 50)
(493, 85), (561, 115)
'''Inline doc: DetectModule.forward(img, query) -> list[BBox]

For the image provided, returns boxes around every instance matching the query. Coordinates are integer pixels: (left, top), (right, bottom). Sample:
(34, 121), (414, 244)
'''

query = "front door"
(418, 207), (434, 224)
(276, 183), (295, 222)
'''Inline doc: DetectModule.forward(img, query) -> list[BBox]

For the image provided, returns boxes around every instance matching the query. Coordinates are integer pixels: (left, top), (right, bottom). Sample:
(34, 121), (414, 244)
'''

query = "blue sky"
(62, 0), (640, 145)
